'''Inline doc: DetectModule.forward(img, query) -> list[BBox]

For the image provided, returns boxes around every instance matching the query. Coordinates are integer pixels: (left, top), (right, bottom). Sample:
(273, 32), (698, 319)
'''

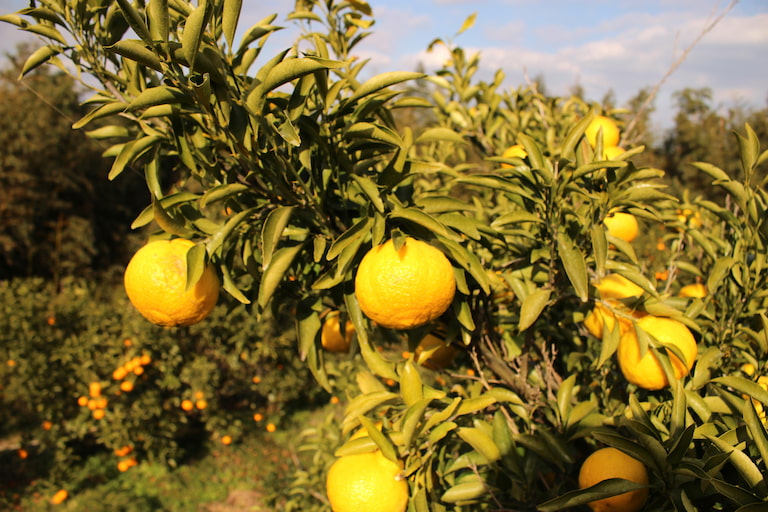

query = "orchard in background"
(2, 1), (768, 510)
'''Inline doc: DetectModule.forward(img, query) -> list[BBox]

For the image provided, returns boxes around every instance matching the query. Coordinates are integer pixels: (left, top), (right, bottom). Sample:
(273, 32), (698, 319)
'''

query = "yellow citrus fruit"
(617, 315), (698, 390)
(326, 450), (409, 512)
(602, 145), (625, 160)
(585, 116), (621, 148)
(594, 274), (644, 301)
(604, 210), (639, 243)
(321, 311), (355, 353)
(414, 333), (458, 370)
(578, 447), (649, 512)
(583, 303), (644, 340)
(501, 144), (527, 167)
(124, 239), (220, 327)
(355, 238), (456, 330)
(679, 283), (707, 298)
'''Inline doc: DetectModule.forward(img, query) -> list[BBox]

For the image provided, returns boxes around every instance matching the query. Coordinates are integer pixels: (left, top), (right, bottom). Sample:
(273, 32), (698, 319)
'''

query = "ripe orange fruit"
(50, 489), (68, 505)
(355, 238), (456, 330)
(585, 116), (620, 148)
(578, 447), (648, 512)
(604, 210), (638, 243)
(679, 283), (707, 298)
(413, 333), (458, 370)
(326, 450), (409, 512)
(124, 239), (220, 327)
(602, 145), (625, 160)
(89, 381), (102, 398)
(321, 311), (355, 353)
(617, 315), (698, 390)
(501, 144), (527, 167)
(181, 399), (194, 411)
(112, 366), (128, 380)
(120, 381), (134, 392)
(584, 274), (645, 340)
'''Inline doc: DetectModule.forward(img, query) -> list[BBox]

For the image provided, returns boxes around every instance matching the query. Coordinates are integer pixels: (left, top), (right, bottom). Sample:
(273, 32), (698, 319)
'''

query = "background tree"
(0, 44), (146, 282)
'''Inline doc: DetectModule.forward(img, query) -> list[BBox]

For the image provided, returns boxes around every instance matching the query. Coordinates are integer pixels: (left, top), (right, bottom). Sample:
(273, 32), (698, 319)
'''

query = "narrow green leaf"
(125, 86), (188, 112)
(557, 232), (589, 301)
(327, 216), (372, 261)
(147, 0), (169, 43)
(22, 23), (66, 45)
(456, 12), (477, 36)
(457, 427), (501, 463)
(350, 175), (385, 214)
(345, 289), (398, 380)
(441, 479), (486, 504)
(519, 288), (551, 332)
(389, 207), (455, 240)
(348, 71), (425, 104)
(109, 135), (163, 180)
(537, 479), (648, 512)
(182, 1), (212, 70)
(185, 242), (207, 291)
(706, 433), (766, 490)
(116, 0), (152, 43)
(415, 127), (465, 145)
(399, 360), (423, 407)
(19, 45), (59, 77)
(199, 183), (249, 208)
(260, 206), (295, 269)
(257, 243), (304, 308)
(153, 199), (190, 237)
(262, 57), (342, 94)
(219, 262), (250, 304)
(222, 0), (242, 50)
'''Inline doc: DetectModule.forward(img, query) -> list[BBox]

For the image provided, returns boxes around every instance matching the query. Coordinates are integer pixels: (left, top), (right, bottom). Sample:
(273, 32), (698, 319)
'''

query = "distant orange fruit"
(181, 399), (194, 411)
(355, 238), (456, 330)
(120, 381), (134, 392)
(321, 311), (355, 353)
(112, 366), (128, 380)
(124, 239), (220, 327)
(50, 489), (68, 505)
(221, 435), (233, 445)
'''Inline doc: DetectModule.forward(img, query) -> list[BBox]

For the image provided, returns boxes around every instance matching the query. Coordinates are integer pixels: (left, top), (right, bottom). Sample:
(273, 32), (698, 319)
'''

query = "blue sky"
(1, 0), (766, 131)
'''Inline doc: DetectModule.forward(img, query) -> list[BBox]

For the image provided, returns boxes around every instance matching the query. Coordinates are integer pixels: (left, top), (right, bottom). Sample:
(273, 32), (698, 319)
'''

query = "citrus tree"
(3, 1), (768, 511)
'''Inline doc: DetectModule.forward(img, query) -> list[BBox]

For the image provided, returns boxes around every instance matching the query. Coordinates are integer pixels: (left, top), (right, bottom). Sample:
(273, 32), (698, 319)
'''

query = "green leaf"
(19, 45), (59, 77)
(743, 400), (768, 478)
(116, 0), (152, 44)
(262, 57), (342, 95)
(712, 376), (768, 406)
(557, 232), (589, 301)
(185, 242), (208, 291)
(350, 175), (385, 214)
(327, 216), (372, 261)
(415, 127), (465, 145)
(441, 478), (486, 504)
(109, 135), (163, 180)
(182, 0), (213, 70)
(457, 427), (501, 463)
(348, 71), (425, 104)
(456, 12), (477, 36)
(125, 86), (188, 112)
(260, 206), (295, 269)
(399, 360), (423, 407)
(222, 0), (243, 50)
(257, 243), (304, 309)
(347, 122), (403, 147)
(519, 287), (551, 332)
(153, 199), (191, 237)
(106, 40), (163, 71)
(389, 207), (457, 241)
(73, 102), (129, 130)
(22, 23), (67, 45)
(537, 479), (648, 512)
(345, 290), (398, 380)
(706, 433), (767, 490)
(199, 183), (249, 208)
(736, 123), (761, 176)
(147, 0), (169, 43)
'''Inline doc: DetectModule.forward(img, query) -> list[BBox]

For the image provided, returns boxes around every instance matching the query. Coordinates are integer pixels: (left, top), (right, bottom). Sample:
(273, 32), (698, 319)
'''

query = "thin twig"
(623, 0), (738, 143)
